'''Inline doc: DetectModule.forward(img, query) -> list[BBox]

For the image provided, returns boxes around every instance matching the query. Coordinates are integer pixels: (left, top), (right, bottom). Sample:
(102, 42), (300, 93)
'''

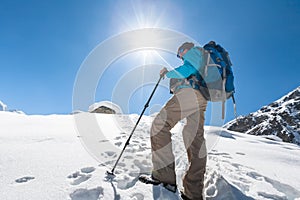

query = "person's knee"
(151, 115), (175, 135)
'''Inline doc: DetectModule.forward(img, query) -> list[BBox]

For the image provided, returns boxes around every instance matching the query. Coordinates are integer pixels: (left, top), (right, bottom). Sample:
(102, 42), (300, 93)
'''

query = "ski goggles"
(177, 48), (185, 58)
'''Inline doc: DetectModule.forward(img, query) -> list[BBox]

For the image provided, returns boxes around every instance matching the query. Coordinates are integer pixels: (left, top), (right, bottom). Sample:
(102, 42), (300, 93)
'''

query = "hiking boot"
(180, 190), (204, 200)
(180, 191), (192, 200)
(138, 174), (161, 185)
(162, 182), (177, 193)
(138, 174), (177, 193)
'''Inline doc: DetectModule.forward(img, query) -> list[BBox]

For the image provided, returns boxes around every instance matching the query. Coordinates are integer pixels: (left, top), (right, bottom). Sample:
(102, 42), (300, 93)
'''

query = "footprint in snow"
(124, 155), (134, 159)
(115, 136), (126, 140)
(222, 155), (233, 159)
(68, 171), (81, 179)
(208, 152), (230, 156)
(130, 193), (144, 200)
(71, 174), (91, 185)
(115, 141), (122, 146)
(15, 176), (35, 183)
(70, 187), (103, 200)
(67, 167), (95, 186)
(81, 167), (96, 174)
(105, 151), (117, 157)
(98, 139), (109, 143)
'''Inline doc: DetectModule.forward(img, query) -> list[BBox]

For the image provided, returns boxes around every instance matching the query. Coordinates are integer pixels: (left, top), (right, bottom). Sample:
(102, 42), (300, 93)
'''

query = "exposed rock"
(224, 86), (300, 145)
(88, 101), (122, 114)
(90, 106), (116, 114)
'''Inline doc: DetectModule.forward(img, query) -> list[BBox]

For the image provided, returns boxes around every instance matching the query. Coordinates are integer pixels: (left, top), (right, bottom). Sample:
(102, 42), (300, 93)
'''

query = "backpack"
(196, 41), (237, 119)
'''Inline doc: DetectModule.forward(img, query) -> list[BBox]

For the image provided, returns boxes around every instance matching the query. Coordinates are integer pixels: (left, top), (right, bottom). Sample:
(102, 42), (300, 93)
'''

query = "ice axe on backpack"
(106, 74), (164, 176)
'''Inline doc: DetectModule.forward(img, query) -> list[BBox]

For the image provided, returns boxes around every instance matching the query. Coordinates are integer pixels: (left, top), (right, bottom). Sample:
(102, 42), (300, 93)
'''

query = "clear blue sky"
(0, 0), (299, 123)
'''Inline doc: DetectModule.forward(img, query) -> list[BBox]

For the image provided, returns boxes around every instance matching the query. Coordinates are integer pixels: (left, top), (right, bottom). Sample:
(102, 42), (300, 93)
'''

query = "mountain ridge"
(224, 86), (300, 145)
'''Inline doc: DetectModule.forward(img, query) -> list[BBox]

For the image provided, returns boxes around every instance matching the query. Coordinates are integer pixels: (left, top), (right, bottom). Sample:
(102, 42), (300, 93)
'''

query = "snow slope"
(0, 111), (300, 200)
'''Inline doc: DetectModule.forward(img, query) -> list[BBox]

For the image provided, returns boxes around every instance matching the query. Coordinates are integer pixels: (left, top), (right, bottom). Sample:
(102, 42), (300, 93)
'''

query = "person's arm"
(166, 47), (203, 79)
(166, 61), (198, 79)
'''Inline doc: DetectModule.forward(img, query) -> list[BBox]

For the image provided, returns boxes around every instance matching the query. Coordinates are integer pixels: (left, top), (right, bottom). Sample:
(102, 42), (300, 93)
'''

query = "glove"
(160, 67), (168, 78)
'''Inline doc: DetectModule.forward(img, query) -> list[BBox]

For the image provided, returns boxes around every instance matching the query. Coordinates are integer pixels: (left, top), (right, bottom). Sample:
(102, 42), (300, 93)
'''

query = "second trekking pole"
(107, 75), (164, 176)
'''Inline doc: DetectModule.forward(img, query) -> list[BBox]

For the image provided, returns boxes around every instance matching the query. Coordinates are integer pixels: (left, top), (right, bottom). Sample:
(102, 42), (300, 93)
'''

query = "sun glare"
(113, 1), (174, 64)
(114, 0), (169, 31)
(139, 50), (154, 63)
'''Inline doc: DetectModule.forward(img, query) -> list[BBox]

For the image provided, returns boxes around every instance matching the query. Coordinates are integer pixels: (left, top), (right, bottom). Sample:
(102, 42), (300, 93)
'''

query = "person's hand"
(160, 67), (168, 78)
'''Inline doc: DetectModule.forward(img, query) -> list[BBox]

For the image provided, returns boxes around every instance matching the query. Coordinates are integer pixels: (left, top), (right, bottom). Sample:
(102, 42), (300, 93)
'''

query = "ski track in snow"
(0, 112), (300, 200)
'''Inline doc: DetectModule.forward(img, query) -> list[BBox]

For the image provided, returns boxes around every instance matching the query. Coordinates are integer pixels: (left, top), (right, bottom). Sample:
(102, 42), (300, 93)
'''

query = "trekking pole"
(107, 75), (163, 176)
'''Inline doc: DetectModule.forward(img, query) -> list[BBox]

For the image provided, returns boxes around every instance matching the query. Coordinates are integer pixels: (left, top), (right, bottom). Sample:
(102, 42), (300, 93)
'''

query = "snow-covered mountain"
(0, 100), (7, 111)
(0, 111), (300, 200)
(224, 86), (300, 145)
(0, 100), (25, 114)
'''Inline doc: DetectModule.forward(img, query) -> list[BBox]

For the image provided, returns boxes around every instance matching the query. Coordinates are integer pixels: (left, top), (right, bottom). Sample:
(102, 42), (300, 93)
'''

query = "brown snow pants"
(151, 88), (207, 199)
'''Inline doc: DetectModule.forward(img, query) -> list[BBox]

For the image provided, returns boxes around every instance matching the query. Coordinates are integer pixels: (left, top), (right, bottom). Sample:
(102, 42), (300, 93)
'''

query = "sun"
(139, 50), (154, 63)
(112, 1), (173, 65)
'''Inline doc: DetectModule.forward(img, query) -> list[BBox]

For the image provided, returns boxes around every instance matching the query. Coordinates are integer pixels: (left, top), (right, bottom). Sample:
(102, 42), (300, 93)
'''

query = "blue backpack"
(197, 41), (236, 119)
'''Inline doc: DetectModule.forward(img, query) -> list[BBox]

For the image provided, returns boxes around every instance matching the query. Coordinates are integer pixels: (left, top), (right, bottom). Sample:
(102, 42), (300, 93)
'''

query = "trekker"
(150, 42), (208, 200)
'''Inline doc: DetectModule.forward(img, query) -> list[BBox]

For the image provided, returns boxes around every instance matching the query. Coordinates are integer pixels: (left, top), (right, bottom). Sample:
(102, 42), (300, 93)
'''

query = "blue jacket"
(166, 47), (203, 79)
(166, 47), (204, 92)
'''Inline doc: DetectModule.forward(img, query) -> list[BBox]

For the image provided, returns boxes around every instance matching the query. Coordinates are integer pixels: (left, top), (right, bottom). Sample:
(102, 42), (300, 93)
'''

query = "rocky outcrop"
(88, 101), (122, 114)
(224, 86), (300, 144)
(90, 106), (116, 114)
